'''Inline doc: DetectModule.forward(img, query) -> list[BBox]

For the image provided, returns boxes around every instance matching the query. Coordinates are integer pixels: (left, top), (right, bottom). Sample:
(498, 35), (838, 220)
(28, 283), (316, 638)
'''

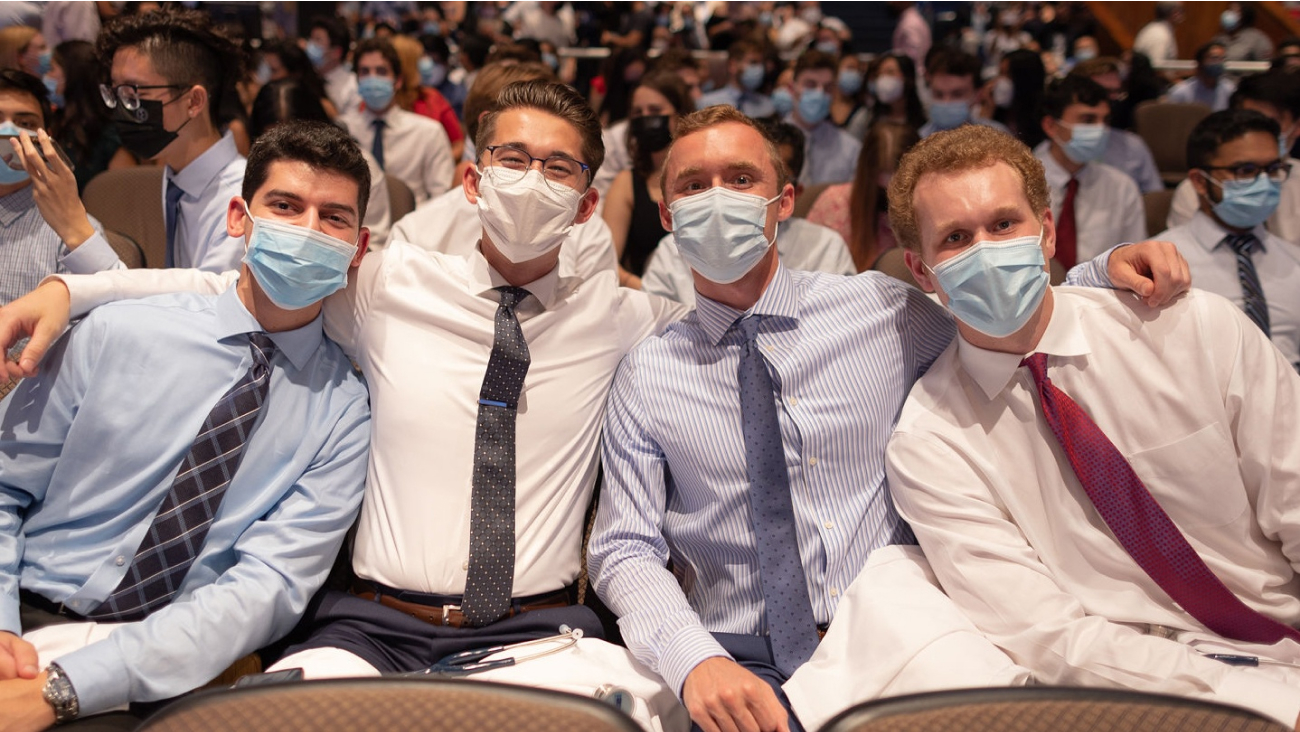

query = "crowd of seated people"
(1, 3), (1300, 732)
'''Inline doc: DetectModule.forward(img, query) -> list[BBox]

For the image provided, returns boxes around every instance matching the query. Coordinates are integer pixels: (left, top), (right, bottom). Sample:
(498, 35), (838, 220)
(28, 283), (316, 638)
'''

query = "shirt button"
(115, 556), (125, 566)
(808, 457), (818, 466)
(462, 561), (469, 570)
(823, 520), (834, 530)
(830, 587), (840, 597)
(765, 344), (775, 352)
(788, 397), (798, 406)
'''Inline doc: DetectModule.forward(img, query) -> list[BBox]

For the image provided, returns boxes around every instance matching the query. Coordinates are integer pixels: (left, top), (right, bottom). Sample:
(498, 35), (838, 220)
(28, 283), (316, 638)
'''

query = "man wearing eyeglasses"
(1155, 108), (1300, 369)
(97, 8), (246, 272)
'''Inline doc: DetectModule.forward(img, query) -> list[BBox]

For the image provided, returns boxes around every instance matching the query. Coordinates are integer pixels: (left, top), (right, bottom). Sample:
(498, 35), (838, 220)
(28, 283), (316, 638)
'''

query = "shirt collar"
(215, 282), (325, 371)
(1038, 146), (1092, 187)
(694, 262), (800, 346)
(956, 289), (1092, 400)
(0, 184), (34, 228)
(1188, 209), (1270, 253)
(466, 242), (563, 311)
(165, 131), (239, 198)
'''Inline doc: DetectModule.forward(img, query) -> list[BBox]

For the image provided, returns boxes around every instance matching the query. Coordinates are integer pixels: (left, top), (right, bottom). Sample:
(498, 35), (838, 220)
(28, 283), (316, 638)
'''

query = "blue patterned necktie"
(736, 315), (821, 674)
(164, 179), (184, 268)
(1222, 233), (1270, 337)
(85, 333), (277, 622)
(371, 119), (386, 171)
(462, 286), (531, 627)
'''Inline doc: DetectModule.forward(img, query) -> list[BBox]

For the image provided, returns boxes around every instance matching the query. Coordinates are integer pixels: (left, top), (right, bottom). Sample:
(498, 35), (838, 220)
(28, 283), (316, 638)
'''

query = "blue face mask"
(670, 187), (780, 284)
(1056, 121), (1110, 164)
(797, 87), (832, 124)
(1203, 61), (1226, 79)
(43, 75), (63, 108)
(929, 229), (1050, 337)
(0, 121), (32, 185)
(1204, 174), (1282, 229)
(929, 100), (972, 130)
(305, 41), (327, 69)
(419, 57), (447, 88)
(36, 50), (51, 76)
(359, 76), (396, 111)
(740, 63), (765, 92)
(423, 20), (441, 36)
(542, 52), (558, 70)
(771, 87), (794, 116)
(256, 60), (273, 85)
(243, 212), (358, 310)
(838, 69), (864, 96)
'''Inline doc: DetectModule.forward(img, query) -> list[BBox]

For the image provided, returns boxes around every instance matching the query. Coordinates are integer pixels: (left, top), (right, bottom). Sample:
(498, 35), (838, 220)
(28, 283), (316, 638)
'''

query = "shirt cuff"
(657, 623), (733, 698)
(1217, 671), (1300, 727)
(53, 642), (130, 716)
(38, 273), (118, 319)
(58, 233), (122, 274)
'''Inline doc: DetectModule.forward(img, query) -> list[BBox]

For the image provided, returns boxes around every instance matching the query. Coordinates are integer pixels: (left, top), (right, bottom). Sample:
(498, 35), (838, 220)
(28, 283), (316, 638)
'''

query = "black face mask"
(111, 97), (191, 160)
(629, 114), (672, 153)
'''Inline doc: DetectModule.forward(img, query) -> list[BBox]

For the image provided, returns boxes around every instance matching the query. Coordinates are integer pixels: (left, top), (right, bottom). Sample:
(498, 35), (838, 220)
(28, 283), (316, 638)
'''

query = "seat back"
(83, 167), (167, 268)
(135, 678), (643, 732)
(1143, 189), (1176, 237)
(103, 230), (145, 269)
(820, 686), (1288, 732)
(1134, 101), (1212, 186)
(386, 175), (417, 223)
(870, 247), (919, 289)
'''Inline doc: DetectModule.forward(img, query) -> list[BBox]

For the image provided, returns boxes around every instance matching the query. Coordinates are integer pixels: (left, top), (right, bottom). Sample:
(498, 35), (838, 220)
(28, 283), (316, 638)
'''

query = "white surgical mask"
(476, 166), (583, 263)
(669, 187), (779, 284)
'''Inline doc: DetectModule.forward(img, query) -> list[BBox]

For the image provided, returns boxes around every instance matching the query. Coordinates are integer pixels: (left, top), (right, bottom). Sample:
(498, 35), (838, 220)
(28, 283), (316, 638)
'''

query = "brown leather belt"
(352, 581), (573, 629)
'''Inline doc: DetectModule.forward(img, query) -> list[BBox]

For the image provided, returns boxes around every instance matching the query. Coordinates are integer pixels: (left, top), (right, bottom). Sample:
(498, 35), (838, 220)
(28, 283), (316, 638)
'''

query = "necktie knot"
(1223, 233), (1260, 256)
(496, 286), (530, 311)
(737, 314), (762, 343)
(1021, 352), (1049, 385)
(248, 333), (277, 373)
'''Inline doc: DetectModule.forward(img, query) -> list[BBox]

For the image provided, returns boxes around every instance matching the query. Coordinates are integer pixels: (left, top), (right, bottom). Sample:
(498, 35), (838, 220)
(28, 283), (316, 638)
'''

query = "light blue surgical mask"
(929, 100), (972, 130)
(0, 121), (32, 185)
(359, 76), (396, 111)
(36, 50), (51, 76)
(771, 87), (794, 116)
(670, 187), (780, 284)
(1056, 121), (1110, 164)
(419, 57), (446, 88)
(838, 69), (863, 96)
(256, 60), (273, 85)
(797, 87), (831, 124)
(43, 75), (63, 108)
(929, 229), (1050, 337)
(243, 213), (358, 310)
(305, 41), (327, 69)
(740, 63), (765, 92)
(1203, 174), (1282, 229)
(542, 52), (558, 71)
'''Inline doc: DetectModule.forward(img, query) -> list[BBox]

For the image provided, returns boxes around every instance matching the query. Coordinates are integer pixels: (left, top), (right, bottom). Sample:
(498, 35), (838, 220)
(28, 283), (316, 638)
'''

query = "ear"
(1040, 115), (1056, 140)
(1188, 168), (1210, 199)
(1040, 208), (1056, 262)
(226, 197), (250, 238)
(351, 228), (371, 267)
(187, 85), (208, 119)
(776, 182), (796, 222)
(463, 164), (481, 204)
(658, 198), (673, 232)
(904, 248), (937, 293)
(574, 185), (600, 224)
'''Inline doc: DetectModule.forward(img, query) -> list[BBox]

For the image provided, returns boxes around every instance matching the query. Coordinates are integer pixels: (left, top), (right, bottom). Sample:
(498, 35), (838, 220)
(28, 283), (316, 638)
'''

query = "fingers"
(0, 633), (39, 681)
(1140, 241), (1191, 308)
(14, 131), (46, 180)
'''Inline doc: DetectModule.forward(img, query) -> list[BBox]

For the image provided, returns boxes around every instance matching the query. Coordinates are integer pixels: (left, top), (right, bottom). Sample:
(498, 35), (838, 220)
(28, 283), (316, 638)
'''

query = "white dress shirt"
(1036, 147), (1147, 263)
(162, 131), (247, 272)
(1157, 211), (1300, 365)
(1133, 19), (1177, 62)
(1167, 163), (1300, 245)
(887, 286), (1300, 728)
(388, 186), (616, 280)
(361, 149), (392, 248)
(593, 119), (631, 201)
(642, 218), (856, 308)
(323, 64), (361, 116)
(339, 105), (454, 204)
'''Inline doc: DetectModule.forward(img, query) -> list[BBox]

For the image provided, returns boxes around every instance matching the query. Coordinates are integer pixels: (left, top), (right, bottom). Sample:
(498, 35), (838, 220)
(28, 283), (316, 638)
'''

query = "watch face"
(43, 666), (80, 723)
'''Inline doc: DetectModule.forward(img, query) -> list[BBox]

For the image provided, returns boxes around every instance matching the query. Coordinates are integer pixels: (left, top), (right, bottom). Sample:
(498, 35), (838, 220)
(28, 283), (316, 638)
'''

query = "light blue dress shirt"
(699, 85), (777, 120)
(1103, 128), (1164, 194)
(590, 253), (1120, 695)
(1167, 77), (1236, 112)
(0, 284), (370, 714)
(162, 131), (247, 272)
(784, 117), (863, 186)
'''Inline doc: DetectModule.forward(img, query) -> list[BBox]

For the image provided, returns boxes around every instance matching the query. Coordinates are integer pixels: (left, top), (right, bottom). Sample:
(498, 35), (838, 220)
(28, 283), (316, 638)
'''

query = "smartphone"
(0, 133), (74, 172)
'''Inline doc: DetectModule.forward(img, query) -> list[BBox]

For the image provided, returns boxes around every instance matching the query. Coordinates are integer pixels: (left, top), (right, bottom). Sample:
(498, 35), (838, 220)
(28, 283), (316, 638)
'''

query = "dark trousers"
(279, 589), (605, 674)
(688, 633), (807, 732)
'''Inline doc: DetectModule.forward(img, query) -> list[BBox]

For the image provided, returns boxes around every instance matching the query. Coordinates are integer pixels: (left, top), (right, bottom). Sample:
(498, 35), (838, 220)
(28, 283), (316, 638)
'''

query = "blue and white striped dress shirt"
(0, 186), (119, 305)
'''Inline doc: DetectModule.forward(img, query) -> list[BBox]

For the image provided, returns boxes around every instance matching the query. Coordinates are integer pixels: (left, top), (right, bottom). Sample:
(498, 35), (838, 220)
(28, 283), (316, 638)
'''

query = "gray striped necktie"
(1223, 232), (1270, 337)
(85, 333), (276, 622)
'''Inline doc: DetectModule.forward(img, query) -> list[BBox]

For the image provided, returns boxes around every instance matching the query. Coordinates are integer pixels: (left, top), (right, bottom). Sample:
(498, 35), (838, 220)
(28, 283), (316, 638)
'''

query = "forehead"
(1212, 130), (1281, 163)
(1062, 99), (1109, 117)
(666, 122), (776, 177)
(930, 72), (973, 91)
(914, 163), (1032, 232)
(0, 89), (42, 118)
(252, 159), (361, 210)
(111, 46), (164, 85)
(796, 67), (834, 84)
(1240, 98), (1284, 121)
(487, 107), (585, 157)
(356, 51), (391, 70)
(632, 85), (672, 108)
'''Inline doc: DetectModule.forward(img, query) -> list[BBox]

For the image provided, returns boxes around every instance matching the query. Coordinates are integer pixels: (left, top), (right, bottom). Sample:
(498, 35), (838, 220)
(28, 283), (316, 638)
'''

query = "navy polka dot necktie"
(462, 286), (531, 627)
(87, 333), (276, 622)
(737, 315), (821, 674)
(1023, 352), (1300, 645)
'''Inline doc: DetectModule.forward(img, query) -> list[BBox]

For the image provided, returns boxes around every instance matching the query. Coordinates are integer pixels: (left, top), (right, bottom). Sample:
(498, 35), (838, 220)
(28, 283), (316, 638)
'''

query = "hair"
(420, 33), (450, 63)
(1195, 41), (1226, 65)
(486, 42), (542, 66)
(388, 34), (424, 110)
(1232, 70), (1300, 119)
(794, 48), (838, 79)
(866, 53), (926, 131)
(1186, 108), (1281, 170)
(652, 47), (698, 76)
(1154, 1), (1182, 20)
(1236, 3), (1257, 27)
(96, 8), (244, 127)
(761, 119), (806, 181)
(627, 70), (693, 176)
(727, 38), (764, 63)
(926, 47), (981, 85)
(849, 121), (919, 269)
(249, 78), (330, 141)
(664, 105), (788, 198)
(243, 120), (372, 224)
(1279, 36), (1300, 54)
(0, 26), (39, 73)
(599, 46), (648, 125)
(310, 16), (351, 53)
(889, 125), (1049, 251)
(998, 49), (1047, 148)
(462, 61), (554, 144)
(261, 40), (329, 104)
(1040, 74), (1110, 120)
(0, 68), (50, 126)
(459, 33), (493, 71)
(1070, 56), (1123, 79)
(354, 37), (402, 80)
(476, 80), (605, 183)
(47, 41), (108, 170)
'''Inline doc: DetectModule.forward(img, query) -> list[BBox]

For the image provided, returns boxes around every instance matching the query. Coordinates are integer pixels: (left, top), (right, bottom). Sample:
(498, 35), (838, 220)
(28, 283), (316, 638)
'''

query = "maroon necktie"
(1022, 353), (1300, 645)
(1055, 178), (1079, 269)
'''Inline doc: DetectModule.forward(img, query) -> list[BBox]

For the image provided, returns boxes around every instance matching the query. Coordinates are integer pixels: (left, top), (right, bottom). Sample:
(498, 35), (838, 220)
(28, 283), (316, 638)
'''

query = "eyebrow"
(498, 140), (581, 162)
(673, 161), (765, 183)
(261, 189), (358, 217)
(931, 206), (1025, 235)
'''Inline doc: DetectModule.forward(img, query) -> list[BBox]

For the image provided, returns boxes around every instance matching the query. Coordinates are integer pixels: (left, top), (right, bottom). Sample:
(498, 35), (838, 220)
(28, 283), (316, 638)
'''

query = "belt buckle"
(441, 604), (461, 627)
(1145, 623), (1180, 640)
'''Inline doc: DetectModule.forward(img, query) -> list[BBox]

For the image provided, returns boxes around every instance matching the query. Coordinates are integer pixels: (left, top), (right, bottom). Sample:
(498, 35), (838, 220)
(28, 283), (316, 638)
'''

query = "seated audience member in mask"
(863, 52), (926, 133)
(602, 71), (694, 289)
(1068, 58), (1164, 193)
(1033, 75), (1146, 268)
(1156, 109), (1300, 370)
(921, 48), (1009, 138)
(785, 49), (862, 185)
(1168, 42), (1235, 111)
(697, 39), (776, 119)
(0, 69), (120, 307)
(886, 123), (1300, 730)
(0, 120), (371, 731)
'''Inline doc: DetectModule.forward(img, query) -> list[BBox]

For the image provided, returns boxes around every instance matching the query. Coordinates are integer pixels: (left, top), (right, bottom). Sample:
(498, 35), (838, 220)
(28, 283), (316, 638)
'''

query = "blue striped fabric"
(0, 186), (72, 306)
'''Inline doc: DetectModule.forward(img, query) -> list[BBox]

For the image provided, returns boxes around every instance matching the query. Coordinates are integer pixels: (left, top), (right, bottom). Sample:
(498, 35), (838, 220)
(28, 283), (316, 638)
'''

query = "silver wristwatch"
(42, 663), (80, 724)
